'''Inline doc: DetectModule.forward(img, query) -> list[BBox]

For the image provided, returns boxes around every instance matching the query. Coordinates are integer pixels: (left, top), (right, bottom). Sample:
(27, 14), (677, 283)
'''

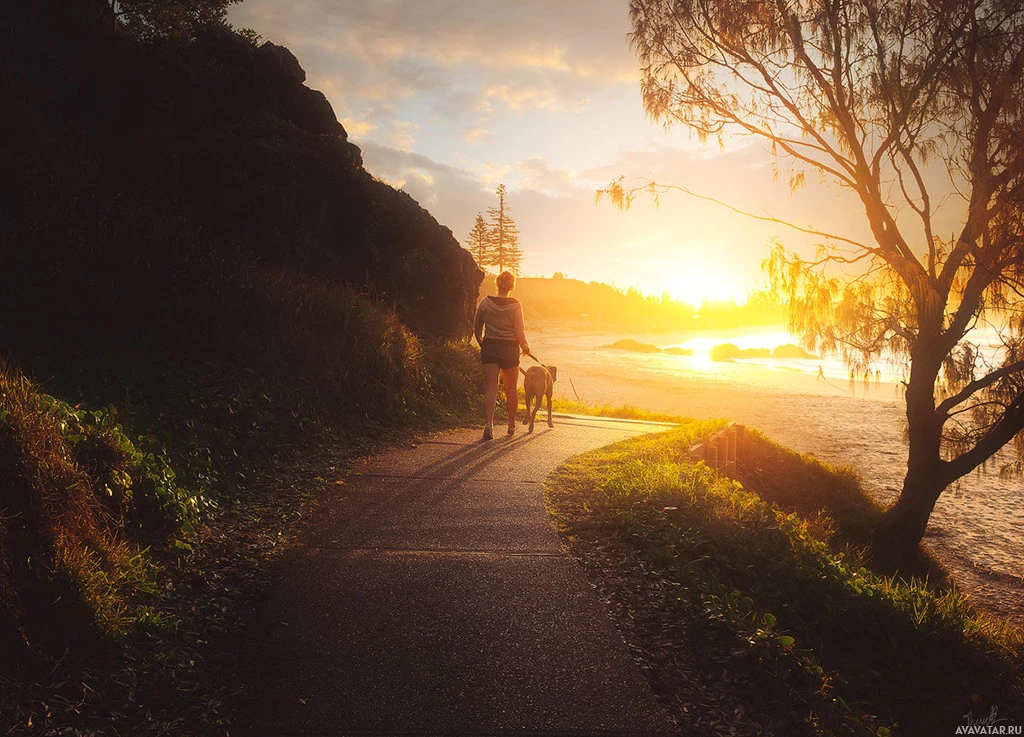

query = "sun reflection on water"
(658, 330), (893, 385)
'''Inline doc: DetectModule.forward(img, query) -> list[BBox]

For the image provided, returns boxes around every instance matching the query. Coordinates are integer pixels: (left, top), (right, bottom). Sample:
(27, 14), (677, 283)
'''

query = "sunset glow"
(9, 4), (1024, 734)
(227, 0), (841, 300)
(626, 244), (751, 304)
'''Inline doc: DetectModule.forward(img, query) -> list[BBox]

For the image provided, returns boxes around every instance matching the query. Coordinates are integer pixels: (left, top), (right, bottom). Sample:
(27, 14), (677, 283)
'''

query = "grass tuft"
(551, 397), (691, 424)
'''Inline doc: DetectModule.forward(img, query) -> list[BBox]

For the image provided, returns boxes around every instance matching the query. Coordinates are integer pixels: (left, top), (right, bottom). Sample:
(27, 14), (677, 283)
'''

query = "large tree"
(618, 0), (1024, 563)
(487, 184), (524, 275)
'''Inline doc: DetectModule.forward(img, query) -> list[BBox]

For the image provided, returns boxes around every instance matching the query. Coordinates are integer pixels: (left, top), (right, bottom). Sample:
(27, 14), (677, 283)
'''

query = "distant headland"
(479, 273), (786, 333)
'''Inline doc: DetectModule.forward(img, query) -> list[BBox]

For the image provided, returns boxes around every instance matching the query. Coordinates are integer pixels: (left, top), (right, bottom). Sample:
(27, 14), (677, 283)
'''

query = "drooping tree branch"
(937, 358), (1024, 416)
(942, 393), (1024, 484)
(597, 179), (874, 252)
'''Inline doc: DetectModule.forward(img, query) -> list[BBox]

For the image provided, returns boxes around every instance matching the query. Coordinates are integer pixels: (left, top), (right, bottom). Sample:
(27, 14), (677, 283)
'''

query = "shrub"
(41, 394), (211, 536)
(0, 361), (202, 663)
(422, 339), (483, 422)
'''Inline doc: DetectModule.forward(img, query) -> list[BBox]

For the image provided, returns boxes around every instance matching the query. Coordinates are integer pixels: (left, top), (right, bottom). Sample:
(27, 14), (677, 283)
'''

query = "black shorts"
(480, 338), (520, 369)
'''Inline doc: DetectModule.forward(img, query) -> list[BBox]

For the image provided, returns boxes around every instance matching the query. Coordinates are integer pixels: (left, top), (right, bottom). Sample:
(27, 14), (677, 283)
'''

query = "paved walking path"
(237, 416), (677, 736)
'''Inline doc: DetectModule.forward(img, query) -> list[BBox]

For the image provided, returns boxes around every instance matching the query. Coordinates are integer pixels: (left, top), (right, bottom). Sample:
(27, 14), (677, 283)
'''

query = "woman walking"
(474, 271), (530, 440)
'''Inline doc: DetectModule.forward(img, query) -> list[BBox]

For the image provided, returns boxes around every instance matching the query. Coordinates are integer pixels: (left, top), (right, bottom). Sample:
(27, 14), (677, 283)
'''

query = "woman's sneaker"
(482, 423), (494, 440)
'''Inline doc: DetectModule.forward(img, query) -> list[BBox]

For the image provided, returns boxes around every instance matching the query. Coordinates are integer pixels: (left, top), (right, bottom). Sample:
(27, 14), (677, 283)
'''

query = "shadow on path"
(231, 420), (677, 736)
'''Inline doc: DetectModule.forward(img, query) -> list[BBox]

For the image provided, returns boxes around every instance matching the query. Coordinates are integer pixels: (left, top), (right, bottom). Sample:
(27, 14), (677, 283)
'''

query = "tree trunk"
(873, 340), (947, 567)
(873, 460), (946, 567)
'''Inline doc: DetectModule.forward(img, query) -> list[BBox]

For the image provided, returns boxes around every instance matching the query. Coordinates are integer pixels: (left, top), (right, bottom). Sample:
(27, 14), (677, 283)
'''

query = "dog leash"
(524, 351), (553, 372)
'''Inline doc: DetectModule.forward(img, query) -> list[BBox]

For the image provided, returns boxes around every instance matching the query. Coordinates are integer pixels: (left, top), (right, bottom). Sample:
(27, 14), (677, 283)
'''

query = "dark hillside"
(1, 1), (480, 344)
(0, 0), (484, 473)
(0, 1), (486, 716)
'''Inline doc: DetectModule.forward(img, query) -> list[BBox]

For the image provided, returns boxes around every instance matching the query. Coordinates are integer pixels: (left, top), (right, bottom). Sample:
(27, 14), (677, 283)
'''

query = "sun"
(657, 259), (748, 305)
(610, 231), (754, 306)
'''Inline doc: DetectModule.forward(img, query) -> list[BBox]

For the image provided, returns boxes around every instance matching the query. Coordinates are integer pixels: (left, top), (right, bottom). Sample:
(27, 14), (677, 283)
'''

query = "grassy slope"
(551, 398), (691, 425)
(1, 313), (483, 732)
(546, 424), (1023, 737)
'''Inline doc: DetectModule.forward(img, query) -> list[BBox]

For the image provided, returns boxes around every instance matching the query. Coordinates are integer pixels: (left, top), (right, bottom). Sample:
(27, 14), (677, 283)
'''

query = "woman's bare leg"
(483, 362), (500, 429)
(500, 366), (519, 433)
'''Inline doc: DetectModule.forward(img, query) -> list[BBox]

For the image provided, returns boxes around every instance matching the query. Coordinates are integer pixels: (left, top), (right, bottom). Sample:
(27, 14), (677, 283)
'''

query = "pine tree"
(465, 213), (492, 268)
(486, 184), (524, 275)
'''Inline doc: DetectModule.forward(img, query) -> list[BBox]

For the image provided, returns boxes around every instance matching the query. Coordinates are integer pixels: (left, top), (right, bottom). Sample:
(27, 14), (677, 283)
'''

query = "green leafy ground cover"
(546, 423), (1023, 737)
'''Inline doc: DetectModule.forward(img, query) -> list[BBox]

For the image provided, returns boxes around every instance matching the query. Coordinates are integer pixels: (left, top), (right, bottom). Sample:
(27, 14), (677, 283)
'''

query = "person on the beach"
(474, 271), (530, 440)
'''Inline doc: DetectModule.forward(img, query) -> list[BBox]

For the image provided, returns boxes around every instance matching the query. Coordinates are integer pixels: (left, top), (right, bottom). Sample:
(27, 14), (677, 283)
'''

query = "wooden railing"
(689, 423), (746, 473)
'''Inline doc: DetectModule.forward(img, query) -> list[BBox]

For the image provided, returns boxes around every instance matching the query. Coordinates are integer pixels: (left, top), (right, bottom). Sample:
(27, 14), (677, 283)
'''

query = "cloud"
(228, 2), (841, 296)
(358, 143), (605, 269)
(358, 143), (627, 277)
(462, 127), (493, 144)
(230, 0), (638, 132)
(355, 139), (788, 296)
(359, 141), (494, 230)
(386, 121), (419, 152)
(477, 162), (512, 190)
(341, 118), (378, 138)
(482, 83), (587, 113)
(514, 158), (576, 196)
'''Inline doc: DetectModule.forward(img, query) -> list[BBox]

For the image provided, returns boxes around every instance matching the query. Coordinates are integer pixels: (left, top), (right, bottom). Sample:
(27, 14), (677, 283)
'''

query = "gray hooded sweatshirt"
(474, 296), (529, 351)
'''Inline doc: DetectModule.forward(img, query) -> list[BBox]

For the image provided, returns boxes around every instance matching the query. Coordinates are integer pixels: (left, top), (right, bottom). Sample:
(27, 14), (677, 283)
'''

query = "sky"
(227, 0), (875, 304)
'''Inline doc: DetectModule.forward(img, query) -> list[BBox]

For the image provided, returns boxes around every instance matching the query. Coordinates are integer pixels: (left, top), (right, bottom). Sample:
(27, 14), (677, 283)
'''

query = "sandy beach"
(530, 323), (1024, 621)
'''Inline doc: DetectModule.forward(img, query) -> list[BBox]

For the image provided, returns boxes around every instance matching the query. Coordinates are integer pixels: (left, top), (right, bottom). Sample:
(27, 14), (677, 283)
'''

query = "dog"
(519, 364), (557, 433)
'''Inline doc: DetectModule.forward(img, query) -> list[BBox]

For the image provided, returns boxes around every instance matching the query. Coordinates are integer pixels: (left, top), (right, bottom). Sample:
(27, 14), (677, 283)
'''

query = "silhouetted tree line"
(479, 276), (785, 331)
